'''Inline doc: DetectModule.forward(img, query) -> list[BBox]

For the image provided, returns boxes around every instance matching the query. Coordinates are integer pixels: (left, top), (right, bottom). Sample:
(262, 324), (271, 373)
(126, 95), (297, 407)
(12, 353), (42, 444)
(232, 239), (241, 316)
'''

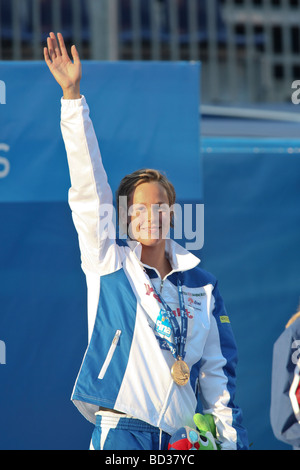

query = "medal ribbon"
(151, 273), (188, 361)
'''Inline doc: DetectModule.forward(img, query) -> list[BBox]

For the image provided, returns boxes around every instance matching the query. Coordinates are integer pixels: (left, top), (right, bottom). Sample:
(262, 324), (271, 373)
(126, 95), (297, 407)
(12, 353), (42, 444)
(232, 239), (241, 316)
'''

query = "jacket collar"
(124, 238), (200, 273)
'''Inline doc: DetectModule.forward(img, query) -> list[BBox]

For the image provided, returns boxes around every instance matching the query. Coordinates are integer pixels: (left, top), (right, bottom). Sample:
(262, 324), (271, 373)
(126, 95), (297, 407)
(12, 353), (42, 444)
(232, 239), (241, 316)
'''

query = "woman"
(44, 32), (248, 450)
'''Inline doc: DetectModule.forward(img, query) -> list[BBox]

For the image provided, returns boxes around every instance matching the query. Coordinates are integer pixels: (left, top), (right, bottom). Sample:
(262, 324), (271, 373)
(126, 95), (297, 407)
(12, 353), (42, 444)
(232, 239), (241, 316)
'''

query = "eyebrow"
(133, 202), (169, 207)
(133, 201), (169, 204)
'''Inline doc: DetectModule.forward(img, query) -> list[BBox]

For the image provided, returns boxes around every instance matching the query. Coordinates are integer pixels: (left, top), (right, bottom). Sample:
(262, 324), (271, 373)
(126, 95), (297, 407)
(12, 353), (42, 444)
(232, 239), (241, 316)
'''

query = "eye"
(129, 204), (147, 216)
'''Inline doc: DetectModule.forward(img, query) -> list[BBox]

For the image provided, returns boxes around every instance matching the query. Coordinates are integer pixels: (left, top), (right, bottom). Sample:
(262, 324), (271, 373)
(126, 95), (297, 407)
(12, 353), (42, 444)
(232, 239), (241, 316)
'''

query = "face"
(127, 182), (171, 247)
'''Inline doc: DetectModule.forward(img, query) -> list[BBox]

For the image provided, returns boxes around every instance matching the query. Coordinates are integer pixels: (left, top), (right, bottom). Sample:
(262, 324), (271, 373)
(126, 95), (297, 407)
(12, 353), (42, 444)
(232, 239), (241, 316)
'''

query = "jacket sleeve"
(60, 96), (121, 275)
(270, 320), (300, 449)
(198, 281), (249, 450)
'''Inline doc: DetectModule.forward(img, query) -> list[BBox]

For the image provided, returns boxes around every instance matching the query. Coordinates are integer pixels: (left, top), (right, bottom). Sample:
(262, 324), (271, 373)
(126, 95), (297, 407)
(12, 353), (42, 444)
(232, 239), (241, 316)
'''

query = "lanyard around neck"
(150, 273), (188, 361)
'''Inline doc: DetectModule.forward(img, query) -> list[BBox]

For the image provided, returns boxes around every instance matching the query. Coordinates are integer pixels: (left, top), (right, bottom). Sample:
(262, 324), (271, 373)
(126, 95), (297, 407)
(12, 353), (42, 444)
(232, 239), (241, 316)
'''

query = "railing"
(220, 0), (300, 103)
(1, 0), (300, 104)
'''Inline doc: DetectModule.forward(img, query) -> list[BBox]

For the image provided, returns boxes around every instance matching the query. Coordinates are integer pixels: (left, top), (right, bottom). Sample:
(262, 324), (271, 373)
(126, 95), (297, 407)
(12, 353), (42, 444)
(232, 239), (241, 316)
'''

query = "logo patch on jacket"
(220, 315), (230, 324)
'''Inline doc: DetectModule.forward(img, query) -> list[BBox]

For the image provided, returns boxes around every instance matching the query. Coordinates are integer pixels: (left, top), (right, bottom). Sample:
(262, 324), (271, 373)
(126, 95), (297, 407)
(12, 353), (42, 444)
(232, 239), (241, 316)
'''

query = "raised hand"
(44, 32), (82, 99)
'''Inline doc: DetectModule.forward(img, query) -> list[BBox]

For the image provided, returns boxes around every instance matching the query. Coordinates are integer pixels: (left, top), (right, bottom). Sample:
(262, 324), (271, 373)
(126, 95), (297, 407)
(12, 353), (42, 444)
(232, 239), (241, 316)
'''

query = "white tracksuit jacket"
(60, 96), (248, 450)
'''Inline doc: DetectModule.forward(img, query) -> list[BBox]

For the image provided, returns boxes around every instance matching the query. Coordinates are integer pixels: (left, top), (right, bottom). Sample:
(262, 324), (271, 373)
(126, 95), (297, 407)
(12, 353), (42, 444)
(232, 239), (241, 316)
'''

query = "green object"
(193, 413), (221, 450)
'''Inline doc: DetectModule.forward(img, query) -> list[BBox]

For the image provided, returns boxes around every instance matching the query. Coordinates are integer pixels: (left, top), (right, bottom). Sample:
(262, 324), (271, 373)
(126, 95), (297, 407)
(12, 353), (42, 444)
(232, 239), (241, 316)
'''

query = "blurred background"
(2, 0), (300, 104)
(1, 0), (300, 450)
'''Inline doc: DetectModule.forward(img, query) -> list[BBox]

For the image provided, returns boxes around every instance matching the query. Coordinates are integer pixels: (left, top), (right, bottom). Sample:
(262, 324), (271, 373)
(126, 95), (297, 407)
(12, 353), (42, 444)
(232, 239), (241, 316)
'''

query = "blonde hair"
(285, 306), (300, 329)
(116, 168), (176, 227)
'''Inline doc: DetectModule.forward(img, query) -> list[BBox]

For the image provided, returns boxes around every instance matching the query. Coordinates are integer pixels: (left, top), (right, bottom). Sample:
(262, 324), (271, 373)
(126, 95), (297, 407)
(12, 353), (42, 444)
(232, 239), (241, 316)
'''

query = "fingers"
(45, 32), (78, 61)
(71, 44), (81, 65)
(57, 32), (68, 58)
(45, 32), (62, 63)
(50, 31), (62, 57)
(44, 32), (80, 68)
(46, 35), (55, 63)
(43, 46), (52, 67)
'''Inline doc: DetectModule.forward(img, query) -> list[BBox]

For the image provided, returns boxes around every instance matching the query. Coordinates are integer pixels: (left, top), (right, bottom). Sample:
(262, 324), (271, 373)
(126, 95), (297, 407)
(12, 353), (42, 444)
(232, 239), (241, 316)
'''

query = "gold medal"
(171, 358), (190, 386)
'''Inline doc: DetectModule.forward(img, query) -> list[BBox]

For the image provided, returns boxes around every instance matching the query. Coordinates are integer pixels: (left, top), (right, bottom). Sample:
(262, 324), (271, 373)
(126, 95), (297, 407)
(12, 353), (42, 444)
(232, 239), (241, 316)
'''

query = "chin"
(138, 236), (164, 247)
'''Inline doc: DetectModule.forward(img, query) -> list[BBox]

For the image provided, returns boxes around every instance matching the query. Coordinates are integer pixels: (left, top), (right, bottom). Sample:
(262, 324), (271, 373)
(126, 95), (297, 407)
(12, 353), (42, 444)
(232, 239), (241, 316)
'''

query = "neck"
(141, 242), (172, 279)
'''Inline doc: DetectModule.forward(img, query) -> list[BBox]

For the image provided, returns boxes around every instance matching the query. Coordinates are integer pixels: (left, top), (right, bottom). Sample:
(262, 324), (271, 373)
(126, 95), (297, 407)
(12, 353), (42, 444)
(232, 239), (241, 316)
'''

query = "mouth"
(141, 226), (161, 232)
(138, 226), (162, 239)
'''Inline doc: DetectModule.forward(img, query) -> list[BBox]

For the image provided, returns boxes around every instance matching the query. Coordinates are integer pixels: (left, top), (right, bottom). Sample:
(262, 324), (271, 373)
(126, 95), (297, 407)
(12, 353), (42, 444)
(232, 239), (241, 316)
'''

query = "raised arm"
(44, 33), (120, 275)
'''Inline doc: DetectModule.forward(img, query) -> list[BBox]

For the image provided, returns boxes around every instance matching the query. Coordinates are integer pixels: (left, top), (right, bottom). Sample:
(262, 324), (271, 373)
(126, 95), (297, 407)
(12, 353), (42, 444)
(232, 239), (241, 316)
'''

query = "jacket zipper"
(98, 329), (121, 380)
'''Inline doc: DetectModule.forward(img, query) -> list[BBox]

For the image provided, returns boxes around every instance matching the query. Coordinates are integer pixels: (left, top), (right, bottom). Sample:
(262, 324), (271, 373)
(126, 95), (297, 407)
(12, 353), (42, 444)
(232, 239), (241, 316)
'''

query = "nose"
(147, 205), (160, 225)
